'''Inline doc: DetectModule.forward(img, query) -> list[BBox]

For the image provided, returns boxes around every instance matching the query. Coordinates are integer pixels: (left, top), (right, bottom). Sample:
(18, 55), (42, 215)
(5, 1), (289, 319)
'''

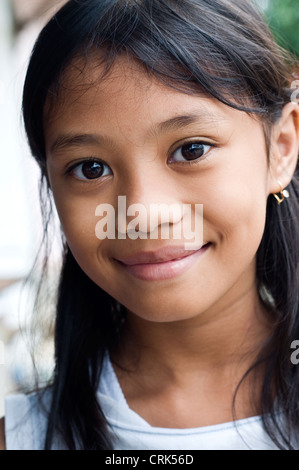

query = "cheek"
(212, 182), (268, 267)
(52, 192), (120, 294)
(211, 192), (267, 259)
(193, 151), (269, 259)
(53, 193), (100, 258)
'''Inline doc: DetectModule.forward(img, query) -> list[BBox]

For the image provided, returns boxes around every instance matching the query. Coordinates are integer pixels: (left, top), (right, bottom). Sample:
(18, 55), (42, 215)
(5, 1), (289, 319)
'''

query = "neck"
(114, 286), (272, 376)
(110, 284), (273, 427)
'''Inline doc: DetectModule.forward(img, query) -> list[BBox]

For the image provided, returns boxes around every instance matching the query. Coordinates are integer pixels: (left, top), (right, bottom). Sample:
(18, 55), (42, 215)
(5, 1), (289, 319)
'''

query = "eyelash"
(169, 140), (214, 165)
(65, 157), (112, 181)
(65, 140), (214, 181)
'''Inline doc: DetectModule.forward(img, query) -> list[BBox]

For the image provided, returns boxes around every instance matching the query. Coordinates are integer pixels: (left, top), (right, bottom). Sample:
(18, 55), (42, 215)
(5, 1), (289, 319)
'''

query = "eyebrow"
(49, 133), (112, 155)
(49, 111), (224, 155)
(153, 113), (216, 136)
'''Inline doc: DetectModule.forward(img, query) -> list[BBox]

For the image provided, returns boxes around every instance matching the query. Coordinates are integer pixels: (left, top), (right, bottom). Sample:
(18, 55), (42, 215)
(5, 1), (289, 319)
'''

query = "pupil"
(82, 161), (103, 179)
(181, 143), (204, 160)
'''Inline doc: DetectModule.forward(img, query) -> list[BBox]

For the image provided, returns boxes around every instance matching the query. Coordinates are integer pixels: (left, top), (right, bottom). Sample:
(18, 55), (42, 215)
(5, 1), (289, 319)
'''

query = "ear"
(268, 102), (299, 195)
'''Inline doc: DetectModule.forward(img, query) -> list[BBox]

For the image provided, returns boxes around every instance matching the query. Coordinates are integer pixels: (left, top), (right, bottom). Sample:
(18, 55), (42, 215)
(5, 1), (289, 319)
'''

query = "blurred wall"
(0, 0), (66, 416)
(0, 0), (67, 285)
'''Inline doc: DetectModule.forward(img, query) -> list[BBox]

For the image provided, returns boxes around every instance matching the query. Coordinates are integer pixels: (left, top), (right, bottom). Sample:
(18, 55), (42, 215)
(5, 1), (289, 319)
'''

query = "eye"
(69, 159), (112, 180)
(170, 142), (212, 163)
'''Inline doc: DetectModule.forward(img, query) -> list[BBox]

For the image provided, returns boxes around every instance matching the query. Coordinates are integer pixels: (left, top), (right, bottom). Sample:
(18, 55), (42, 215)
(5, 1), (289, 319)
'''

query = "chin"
(125, 301), (202, 324)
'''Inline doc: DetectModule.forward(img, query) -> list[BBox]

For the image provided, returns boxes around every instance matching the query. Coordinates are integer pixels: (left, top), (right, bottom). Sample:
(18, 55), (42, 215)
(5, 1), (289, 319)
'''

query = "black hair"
(22, 0), (299, 449)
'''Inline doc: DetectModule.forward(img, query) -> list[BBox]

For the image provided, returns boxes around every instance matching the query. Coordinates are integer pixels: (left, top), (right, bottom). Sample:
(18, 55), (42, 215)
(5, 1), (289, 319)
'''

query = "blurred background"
(0, 0), (298, 416)
(0, 0), (67, 416)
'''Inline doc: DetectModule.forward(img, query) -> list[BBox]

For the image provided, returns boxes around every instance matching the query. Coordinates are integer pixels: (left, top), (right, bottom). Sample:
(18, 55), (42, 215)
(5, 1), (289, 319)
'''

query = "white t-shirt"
(4, 353), (279, 450)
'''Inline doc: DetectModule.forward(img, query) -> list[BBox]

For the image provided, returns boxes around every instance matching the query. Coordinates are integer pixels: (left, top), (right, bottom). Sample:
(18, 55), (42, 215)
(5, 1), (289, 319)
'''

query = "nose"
(116, 168), (184, 238)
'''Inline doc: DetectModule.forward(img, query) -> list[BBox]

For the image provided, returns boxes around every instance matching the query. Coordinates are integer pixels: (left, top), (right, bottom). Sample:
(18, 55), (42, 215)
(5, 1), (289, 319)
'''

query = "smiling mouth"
(115, 242), (211, 281)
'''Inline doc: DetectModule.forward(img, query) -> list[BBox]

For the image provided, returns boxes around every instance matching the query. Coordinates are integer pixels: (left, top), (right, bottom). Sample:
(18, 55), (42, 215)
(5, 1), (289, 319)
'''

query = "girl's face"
(45, 57), (275, 324)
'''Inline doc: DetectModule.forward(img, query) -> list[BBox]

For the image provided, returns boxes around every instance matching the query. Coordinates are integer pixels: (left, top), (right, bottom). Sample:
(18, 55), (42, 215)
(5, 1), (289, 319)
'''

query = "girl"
(1, 0), (299, 450)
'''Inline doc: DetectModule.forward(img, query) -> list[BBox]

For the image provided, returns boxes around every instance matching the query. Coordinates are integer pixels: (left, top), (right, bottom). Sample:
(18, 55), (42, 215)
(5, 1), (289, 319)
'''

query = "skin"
(1, 56), (298, 447)
(45, 58), (278, 325)
(44, 57), (299, 428)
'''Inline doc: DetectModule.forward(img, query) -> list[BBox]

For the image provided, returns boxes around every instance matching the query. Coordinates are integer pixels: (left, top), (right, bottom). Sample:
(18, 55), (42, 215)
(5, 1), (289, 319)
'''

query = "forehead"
(45, 53), (223, 119)
(43, 53), (258, 150)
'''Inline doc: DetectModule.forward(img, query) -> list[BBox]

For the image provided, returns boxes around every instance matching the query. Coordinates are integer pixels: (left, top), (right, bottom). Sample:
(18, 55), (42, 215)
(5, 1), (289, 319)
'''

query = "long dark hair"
(22, 0), (299, 449)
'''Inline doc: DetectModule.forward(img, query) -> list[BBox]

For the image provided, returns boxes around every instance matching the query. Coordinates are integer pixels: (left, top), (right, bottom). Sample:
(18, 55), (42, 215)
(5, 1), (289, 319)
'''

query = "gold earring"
(273, 181), (290, 205)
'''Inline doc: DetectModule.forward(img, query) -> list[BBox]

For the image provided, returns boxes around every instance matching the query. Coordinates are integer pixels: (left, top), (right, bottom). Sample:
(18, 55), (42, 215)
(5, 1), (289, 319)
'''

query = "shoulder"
(0, 417), (5, 450)
(4, 389), (52, 450)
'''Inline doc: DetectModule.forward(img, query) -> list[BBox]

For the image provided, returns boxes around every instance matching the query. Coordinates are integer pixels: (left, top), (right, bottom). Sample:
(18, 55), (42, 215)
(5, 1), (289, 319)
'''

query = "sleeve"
(5, 393), (35, 450)
(5, 392), (50, 450)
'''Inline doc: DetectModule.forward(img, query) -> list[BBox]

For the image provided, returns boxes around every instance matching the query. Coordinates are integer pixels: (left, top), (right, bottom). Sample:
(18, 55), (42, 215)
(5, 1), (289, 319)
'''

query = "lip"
(116, 243), (210, 281)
